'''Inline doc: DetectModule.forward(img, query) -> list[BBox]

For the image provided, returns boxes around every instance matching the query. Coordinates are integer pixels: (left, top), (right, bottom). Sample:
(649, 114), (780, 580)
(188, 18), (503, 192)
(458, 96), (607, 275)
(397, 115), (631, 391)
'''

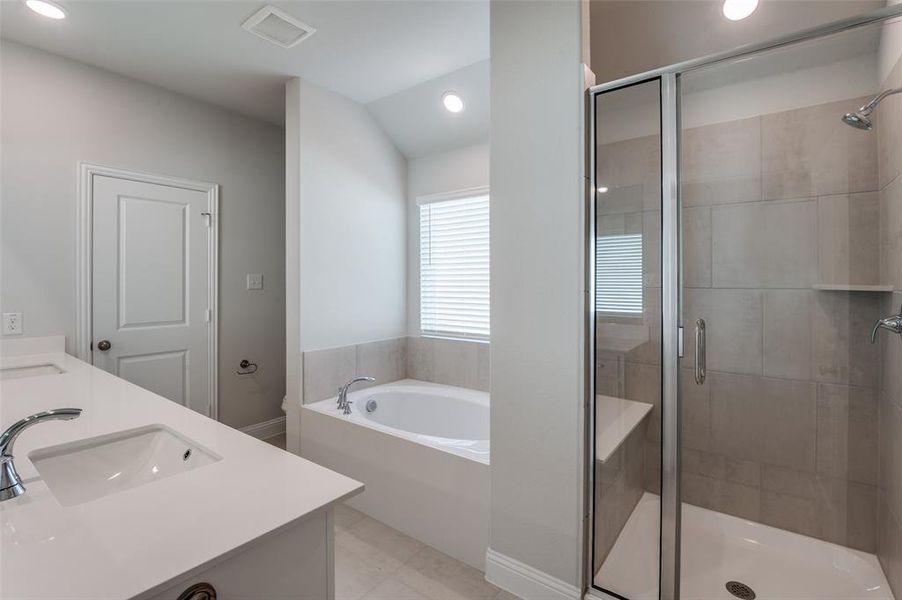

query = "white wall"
(406, 142), (490, 333)
(293, 78), (407, 353)
(0, 41), (286, 430)
(488, 0), (587, 593)
(284, 77), (407, 444)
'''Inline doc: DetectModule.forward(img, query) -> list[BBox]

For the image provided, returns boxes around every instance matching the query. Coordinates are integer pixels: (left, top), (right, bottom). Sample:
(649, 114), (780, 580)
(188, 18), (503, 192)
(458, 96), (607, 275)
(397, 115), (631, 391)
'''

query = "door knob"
(96, 340), (112, 352)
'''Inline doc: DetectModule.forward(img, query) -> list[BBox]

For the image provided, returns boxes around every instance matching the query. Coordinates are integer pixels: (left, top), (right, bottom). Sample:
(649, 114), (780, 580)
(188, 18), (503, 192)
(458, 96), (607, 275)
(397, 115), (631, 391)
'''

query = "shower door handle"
(694, 319), (706, 385)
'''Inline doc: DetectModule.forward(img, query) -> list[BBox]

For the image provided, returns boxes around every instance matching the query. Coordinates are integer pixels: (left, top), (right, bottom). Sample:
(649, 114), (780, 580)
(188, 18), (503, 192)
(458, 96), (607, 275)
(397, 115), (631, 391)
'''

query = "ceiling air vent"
(241, 5), (316, 49)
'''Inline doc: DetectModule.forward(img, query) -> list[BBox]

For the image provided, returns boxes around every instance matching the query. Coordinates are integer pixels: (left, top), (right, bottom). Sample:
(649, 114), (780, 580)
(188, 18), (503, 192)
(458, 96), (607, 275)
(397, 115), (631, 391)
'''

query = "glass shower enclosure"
(588, 5), (902, 600)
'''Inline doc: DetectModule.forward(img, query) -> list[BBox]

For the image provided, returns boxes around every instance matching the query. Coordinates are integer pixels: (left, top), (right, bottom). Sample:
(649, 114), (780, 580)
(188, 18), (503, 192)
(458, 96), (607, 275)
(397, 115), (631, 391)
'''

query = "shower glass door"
(589, 5), (902, 600)
(590, 78), (663, 600)
(678, 20), (890, 600)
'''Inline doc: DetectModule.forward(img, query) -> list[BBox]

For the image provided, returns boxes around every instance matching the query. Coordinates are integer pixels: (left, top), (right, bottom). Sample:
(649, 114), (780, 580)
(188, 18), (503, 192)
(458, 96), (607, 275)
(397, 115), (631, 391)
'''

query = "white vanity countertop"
(0, 343), (363, 600)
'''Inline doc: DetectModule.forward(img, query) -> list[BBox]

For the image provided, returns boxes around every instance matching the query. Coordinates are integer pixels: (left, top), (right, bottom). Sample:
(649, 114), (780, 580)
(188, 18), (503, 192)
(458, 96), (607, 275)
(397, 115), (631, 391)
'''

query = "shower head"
(842, 111), (872, 130)
(841, 86), (902, 130)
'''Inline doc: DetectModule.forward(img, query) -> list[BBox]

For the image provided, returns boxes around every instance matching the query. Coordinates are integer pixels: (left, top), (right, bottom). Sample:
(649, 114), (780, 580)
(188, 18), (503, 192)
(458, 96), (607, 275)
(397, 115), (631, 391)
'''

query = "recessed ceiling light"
(24, 0), (67, 19)
(597, 186), (609, 194)
(722, 0), (758, 21)
(442, 92), (465, 113)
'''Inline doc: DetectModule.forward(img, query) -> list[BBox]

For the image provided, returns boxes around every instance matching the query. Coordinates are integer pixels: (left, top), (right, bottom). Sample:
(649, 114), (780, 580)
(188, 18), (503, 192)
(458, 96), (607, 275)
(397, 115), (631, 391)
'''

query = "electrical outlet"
(246, 274), (263, 290)
(3, 312), (22, 335)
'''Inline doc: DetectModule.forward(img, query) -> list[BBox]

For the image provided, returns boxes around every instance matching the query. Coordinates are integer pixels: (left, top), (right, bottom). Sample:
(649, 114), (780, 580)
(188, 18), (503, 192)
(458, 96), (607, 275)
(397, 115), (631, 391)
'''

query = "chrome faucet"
(1, 408), (82, 501)
(871, 304), (902, 343)
(336, 377), (374, 415)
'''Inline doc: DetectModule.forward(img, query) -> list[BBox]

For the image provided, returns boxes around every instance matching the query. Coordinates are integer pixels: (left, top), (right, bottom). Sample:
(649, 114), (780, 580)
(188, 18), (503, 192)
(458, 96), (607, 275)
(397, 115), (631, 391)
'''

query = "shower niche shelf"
(811, 284), (894, 292)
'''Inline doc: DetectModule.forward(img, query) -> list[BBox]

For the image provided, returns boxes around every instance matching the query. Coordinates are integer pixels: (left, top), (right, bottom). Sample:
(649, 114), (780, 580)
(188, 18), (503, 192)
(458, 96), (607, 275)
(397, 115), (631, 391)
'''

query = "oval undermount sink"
(29, 424), (221, 506)
(0, 363), (64, 380)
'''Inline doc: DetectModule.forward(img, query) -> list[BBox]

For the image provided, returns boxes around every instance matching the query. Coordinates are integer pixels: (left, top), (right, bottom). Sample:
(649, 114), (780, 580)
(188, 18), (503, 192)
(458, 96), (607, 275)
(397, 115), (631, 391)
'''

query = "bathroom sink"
(0, 363), (64, 380)
(30, 425), (221, 506)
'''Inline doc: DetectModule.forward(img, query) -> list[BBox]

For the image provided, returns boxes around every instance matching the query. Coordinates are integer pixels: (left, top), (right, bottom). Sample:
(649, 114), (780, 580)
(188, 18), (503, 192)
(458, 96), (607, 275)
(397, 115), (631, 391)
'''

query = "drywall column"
(283, 77), (407, 451)
(285, 79), (302, 453)
(486, 1), (588, 598)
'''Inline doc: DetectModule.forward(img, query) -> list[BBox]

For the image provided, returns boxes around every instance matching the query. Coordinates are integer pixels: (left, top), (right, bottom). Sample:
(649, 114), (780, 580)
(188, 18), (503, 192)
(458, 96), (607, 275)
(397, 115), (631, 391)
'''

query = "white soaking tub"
(301, 380), (490, 570)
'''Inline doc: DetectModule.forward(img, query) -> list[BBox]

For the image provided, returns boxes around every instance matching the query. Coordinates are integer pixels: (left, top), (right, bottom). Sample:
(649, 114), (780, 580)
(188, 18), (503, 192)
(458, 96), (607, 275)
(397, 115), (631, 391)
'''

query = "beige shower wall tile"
(883, 293), (902, 411)
(761, 465), (877, 551)
(816, 383), (878, 485)
(624, 289), (662, 366)
(811, 291), (881, 387)
(303, 345), (357, 404)
(880, 394), (902, 529)
(594, 428), (645, 569)
(683, 206), (711, 288)
(683, 288), (763, 376)
(881, 176), (902, 289)
(764, 289), (812, 381)
(643, 210), (662, 288)
(712, 199), (817, 288)
(624, 361), (660, 442)
(597, 210), (642, 236)
(709, 372), (817, 472)
(681, 368), (711, 452)
(683, 472), (761, 521)
(356, 338), (407, 389)
(817, 192), (880, 286)
(762, 97), (879, 200)
(596, 135), (661, 213)
(878, 57), (902, 190)
(683, 448), (760, 488)
(878, 494), (902, 597)
(682, 116), (762, 207)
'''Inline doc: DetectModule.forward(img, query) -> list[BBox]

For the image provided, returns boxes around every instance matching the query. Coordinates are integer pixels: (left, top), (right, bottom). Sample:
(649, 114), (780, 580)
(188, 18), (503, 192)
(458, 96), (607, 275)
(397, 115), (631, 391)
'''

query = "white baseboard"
(485, 548), (582, 600)
(240, 416), (286, 440)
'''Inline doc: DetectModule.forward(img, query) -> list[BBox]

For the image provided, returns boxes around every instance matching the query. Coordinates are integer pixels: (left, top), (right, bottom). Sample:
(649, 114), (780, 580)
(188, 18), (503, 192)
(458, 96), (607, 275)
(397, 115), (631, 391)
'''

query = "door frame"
(75, 162), (220, 419)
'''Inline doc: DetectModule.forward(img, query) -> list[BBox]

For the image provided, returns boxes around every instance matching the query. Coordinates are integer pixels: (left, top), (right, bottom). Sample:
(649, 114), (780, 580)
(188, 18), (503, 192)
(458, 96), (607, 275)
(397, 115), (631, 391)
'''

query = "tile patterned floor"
(261, 433), (518, 600)
(333, 503), (517, 600)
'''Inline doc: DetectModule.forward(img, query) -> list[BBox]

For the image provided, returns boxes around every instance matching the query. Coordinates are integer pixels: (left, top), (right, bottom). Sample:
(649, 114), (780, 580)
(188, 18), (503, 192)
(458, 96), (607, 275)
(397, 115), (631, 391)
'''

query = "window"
(419, 192), (490, 340)
(596, 233), (643, 315)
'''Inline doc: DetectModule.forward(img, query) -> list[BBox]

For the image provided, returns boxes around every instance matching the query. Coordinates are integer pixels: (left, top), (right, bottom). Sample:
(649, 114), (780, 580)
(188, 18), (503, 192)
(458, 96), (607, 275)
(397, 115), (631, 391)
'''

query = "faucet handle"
(871, 308), (902, 344)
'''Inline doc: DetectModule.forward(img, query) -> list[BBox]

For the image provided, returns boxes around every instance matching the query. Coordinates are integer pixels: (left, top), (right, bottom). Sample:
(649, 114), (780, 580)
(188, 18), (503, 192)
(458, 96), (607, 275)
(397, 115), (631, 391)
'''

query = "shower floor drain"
(725, 581), (756, 600)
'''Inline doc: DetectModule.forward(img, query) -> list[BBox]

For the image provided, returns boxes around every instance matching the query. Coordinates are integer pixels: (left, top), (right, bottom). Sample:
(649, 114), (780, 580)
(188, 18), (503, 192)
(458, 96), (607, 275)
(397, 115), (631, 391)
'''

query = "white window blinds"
(596, 233), (643, 315)
(419, 193), (490, 340)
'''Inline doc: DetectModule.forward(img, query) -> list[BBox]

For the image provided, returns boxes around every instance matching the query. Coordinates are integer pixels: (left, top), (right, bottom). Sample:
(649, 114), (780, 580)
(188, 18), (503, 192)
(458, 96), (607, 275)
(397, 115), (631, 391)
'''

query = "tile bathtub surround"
(877, 52), (902, 597)
(597, 95), (886, 551)
(302, 336), (489, 403)
(303, 338), (406, 404)
(406, 336), (490, 392)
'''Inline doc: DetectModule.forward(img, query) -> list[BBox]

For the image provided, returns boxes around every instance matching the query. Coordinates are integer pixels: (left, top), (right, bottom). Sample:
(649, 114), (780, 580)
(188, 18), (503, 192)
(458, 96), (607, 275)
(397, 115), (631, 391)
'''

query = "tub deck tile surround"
(303, 336), (490, 404)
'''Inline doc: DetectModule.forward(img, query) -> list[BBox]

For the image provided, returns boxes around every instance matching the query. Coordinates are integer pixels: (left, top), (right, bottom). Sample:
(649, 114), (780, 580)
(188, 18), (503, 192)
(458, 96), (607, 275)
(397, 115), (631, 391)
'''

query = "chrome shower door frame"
(585, 4), (902, 600)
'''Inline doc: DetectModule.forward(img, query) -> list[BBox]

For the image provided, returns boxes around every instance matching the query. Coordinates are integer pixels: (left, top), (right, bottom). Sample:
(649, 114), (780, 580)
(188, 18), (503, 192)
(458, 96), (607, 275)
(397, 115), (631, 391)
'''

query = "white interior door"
(92, 174), (214, 415)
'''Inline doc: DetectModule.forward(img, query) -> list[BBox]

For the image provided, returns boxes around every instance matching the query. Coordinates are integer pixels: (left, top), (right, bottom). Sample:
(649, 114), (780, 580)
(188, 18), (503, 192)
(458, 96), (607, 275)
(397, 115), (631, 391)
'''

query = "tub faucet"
(1, 408), (82, 502)
(337, 377), (375, 415)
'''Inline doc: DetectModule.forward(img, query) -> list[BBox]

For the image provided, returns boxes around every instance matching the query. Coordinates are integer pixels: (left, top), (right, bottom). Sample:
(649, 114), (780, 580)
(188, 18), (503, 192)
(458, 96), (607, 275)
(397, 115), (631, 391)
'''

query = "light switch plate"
(246, 274), (263, 290)
(3, 312), (22, 335)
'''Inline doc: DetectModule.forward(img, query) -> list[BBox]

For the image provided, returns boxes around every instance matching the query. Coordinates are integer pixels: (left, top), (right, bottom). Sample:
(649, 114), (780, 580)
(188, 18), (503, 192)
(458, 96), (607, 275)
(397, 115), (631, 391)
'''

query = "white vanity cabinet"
(146, 510), (334, 600)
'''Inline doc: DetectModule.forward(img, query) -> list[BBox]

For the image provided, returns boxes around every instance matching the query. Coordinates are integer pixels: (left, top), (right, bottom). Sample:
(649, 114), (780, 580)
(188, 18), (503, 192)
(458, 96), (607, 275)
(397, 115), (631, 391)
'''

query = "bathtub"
(300, 380), (490, 570)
